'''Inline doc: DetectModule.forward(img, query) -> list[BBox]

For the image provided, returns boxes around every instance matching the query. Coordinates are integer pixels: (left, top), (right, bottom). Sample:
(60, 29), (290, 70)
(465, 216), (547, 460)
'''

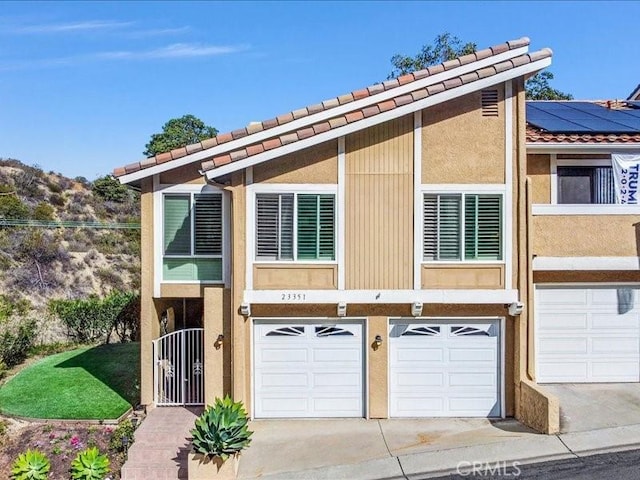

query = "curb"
(0, 406), (133, 425)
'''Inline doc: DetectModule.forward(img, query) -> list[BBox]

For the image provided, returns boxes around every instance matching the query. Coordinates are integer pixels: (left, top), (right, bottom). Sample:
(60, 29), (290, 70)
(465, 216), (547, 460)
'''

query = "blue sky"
(1, 1), (639, 180)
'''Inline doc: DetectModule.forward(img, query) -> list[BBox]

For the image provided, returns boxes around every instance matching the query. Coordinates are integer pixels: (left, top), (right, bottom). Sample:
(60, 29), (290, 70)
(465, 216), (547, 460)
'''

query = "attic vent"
(481, 89), (499, 117)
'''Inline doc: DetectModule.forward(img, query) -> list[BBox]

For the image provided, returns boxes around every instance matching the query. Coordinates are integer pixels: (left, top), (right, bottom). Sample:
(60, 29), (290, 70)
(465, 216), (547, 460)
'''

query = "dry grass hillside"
(0, 158), (140, 343)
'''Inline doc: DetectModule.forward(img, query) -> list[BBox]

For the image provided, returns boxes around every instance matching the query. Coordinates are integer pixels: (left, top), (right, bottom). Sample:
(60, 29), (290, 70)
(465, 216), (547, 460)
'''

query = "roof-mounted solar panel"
(526, 101), (640, 133)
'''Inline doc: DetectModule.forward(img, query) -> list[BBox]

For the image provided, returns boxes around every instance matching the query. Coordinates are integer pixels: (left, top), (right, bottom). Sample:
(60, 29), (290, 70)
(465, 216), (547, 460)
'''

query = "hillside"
(0, 158), (140, 343)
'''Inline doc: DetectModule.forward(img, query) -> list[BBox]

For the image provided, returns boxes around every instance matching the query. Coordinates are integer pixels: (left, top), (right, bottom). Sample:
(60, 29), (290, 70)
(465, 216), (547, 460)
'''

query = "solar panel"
(526, 101), (640, 133)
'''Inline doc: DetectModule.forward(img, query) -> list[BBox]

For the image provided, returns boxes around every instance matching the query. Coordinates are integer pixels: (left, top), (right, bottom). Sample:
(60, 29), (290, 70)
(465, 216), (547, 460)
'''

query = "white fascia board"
(532, 204), (640, 215)
(243, 289), (518, 304)
(119, 47), (532, 185)
(527, 143), (640, 153)
(206, 57), (552, 180)
(533, 256), (640, 271)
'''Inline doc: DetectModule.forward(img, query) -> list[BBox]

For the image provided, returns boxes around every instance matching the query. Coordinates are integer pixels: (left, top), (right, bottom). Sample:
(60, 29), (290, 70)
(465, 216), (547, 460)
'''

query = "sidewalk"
(238, 418), (640, 480)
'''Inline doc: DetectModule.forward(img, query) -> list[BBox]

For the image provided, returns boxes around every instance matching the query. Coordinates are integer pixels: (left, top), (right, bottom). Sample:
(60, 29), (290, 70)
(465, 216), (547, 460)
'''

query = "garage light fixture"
(508, 301), (524, 316)
(240, 303), (251, 316)
(337, 302), (347, 317)
(411, 302), (423, 317)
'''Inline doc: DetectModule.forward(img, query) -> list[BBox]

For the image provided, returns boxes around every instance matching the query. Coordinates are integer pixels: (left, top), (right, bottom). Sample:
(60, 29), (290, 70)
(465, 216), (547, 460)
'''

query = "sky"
(1, 1), (639, 181)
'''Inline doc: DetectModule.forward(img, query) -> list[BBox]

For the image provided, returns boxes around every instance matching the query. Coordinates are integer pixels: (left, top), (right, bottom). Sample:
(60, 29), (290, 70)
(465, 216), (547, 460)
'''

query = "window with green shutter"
(256, 192), (335, 261)
(163, 192), (224, 282)
(423, 193), (502, 262)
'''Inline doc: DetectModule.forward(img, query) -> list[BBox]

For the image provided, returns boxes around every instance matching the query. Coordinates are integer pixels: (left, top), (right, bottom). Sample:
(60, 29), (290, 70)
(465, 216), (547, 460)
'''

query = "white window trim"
(154, 180), (229, 289)
(248, 184), (339, 265)
(420, 187), (506, 265)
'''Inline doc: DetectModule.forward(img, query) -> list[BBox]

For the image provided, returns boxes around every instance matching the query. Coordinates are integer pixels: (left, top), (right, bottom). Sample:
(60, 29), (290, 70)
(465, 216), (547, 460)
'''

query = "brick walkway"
(121, 407), (202, 480)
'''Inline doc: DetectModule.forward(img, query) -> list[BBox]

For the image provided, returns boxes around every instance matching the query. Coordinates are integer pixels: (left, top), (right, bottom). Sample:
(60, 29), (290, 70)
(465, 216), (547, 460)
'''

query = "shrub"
(49, 193), (65, 207)
(70, 447), (110, 480)
(31, 202), (55, 221)
(48, 291), (136, 344)
(191, 396), (253, 460)
(45, 181), (62, 194)
(11, 449), (50, 480)
(108, 418), (135, 453)
(0, 194), (29, 219)
(92, 175), (130, 203)
(0, 318), (36, 367)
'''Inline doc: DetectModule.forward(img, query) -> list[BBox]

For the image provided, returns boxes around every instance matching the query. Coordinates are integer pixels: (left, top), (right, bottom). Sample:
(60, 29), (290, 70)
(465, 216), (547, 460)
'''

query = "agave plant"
(11, 449), (50, 480)
(69, 447), (110, 480)
(191, 396), (253, 460)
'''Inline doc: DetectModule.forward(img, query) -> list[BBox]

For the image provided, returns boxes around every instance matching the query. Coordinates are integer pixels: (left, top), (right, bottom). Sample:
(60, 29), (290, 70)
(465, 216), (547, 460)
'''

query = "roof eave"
(527, 142), (640, 153)
(204, 56), (551, 180)
(117, 44), (533, 185)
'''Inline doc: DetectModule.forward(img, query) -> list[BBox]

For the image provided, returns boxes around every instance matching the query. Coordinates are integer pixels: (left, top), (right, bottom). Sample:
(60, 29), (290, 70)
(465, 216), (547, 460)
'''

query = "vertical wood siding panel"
(345, 115), (413, 289)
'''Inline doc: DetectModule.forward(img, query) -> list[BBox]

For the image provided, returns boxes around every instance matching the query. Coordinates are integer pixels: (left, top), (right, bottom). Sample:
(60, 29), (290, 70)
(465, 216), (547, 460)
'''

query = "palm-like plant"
(191, 396), (253, 460)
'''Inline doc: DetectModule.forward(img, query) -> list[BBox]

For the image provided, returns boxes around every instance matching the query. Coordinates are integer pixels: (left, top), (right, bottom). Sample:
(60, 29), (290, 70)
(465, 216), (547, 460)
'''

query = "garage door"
(253, 321), (364, 418)
(389, 320), (501, 417)
(536, 286), (640, 383)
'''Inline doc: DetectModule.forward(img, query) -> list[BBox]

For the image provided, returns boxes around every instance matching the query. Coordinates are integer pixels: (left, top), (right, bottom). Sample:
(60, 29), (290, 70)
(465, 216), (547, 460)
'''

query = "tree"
(389, 33), (476, 79)
(525, 70), (573, 100)
(388, 33), (573, 100)
(144, 114), (218, 157)
(92, 175), (130, 203)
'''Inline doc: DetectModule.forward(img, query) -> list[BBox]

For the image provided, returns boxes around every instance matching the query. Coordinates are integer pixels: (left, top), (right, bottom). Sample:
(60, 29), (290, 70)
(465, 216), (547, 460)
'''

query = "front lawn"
(0, 343), (140, 419)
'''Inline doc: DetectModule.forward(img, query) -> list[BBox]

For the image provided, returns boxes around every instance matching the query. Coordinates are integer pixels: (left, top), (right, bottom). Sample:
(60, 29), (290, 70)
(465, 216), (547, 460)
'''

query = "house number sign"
(280, 292), (307, 301)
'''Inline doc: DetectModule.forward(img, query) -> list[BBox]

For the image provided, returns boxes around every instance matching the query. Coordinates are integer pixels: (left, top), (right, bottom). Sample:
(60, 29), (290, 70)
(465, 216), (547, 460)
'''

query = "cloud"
(125, 26), (192, 38)
(8, 20), (134, 34)
(0, 43), (249, 71)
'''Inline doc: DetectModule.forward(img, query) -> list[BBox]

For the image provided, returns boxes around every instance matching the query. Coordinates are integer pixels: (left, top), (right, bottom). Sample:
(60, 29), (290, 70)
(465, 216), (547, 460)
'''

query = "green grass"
(0, 343), (140, 420)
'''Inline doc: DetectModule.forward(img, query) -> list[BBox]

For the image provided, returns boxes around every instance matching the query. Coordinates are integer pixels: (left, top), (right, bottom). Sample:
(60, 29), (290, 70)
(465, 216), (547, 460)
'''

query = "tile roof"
(115, 37), (549, 179)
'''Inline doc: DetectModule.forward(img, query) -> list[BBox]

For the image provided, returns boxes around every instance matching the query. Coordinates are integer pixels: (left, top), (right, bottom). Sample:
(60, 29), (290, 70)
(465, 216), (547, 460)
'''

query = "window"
(423, 193), (502, 261)
(256, 193), (335, 261)
(163, 193), (223, 281)
(557, 166), (615, 204)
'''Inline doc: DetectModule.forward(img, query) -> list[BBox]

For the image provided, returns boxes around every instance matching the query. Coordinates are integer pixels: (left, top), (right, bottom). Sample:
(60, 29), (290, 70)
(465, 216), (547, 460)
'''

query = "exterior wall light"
(240, 303), (251, 316)
(411, 301), (423, 317)
(337, 302), (347, 317)
(374, 335), (383, 347)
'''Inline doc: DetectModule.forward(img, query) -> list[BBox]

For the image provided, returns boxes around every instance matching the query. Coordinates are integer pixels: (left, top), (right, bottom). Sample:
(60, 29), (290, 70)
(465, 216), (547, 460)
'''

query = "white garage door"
(389, 320), (501, 418)
(253, 321), (364, 418)
(536, 286), (640, 383)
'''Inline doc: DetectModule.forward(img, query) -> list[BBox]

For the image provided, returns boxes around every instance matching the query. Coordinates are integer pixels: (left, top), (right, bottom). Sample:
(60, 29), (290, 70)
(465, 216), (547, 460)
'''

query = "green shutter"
(164, 195), (191, 255)
(163, 258), (222, 281)
(424, 194), (461, 260)
(297, 194), (335, 260)
(256, 194), (293, 260)
(465, 194), (502, 260)
(194, 194), (222, 255)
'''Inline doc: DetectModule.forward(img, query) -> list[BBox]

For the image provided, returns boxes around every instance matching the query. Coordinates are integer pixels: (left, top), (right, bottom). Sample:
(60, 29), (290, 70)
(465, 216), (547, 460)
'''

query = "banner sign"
(612, 154), (640, 204)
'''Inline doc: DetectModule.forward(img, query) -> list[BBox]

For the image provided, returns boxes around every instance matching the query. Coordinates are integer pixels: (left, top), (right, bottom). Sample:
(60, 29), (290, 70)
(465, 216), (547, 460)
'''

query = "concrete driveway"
(541, 383), (640, 433)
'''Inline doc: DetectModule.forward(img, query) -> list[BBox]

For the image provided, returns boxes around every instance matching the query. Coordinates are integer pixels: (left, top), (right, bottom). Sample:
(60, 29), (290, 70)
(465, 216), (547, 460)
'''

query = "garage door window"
(423, 193), (502, 261)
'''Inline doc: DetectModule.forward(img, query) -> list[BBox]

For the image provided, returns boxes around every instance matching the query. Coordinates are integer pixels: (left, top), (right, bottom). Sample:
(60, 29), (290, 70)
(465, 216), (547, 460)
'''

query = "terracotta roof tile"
(458, 53), (477, 66)
(297, 127), (316, 140)
(201, 160), (215, 171)
(477, 66), (497, 79)
(427, 83), (446, 95)
(140, 157), (157, 168)
(170, 147), (187, 160)
(345, 111), (365, 123)
(231, 128), (248, 140)
(280, 132), (299, 145)
(508, 37), (530, 48)
(368, 84), (385, 95)
(156, 152), (172, 164)
(246, 144), (265, 156)
(394, 94), (414, 107)
(493, 60), (513, 74)
(230, 149), (248, 162)
(529, 48), (553, 62)
(443, 77), (463, 89)
(491, 43), (509, 55)
(352, 88), (370, 100)
(362, 105), (380, 118)
(322, 98), (340, 109)
(216, 132), (234, 144)
(246, 122), (264, 134)
(262, 118), (279, 130)
(262, 138), (282, 150)
(338, 93), (354, 105)
(124, 163), (140, 174)
(328, 117), (348, 129)
(397, 74), (415, 85)
(378, 99), (396, 112)
(214, 154), (232, 167)
(186, 143), (204, 154)
(312, 122), (331, 134)
(510, 55), (530, 67)
(382, 79), (399, 90)
(291, 108), (309, 119)
(526, 124), (640, 144)
(427, 64), (445, 76)
(442, 58), (461, 70)
(307, 103), (324, 114)
(201, 138), (218, 149)
(474, 48), (493, 61)
(412, 69), (431, 80)
(411, 89), (429, 101)
(277, 112), (294, 125)
(460, 71), (479, 84)
(113, 167), (127, 177)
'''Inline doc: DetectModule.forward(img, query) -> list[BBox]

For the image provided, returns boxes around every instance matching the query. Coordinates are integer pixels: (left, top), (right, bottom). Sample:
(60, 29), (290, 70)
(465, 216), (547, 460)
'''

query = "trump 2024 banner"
(612, 154), (640, 204)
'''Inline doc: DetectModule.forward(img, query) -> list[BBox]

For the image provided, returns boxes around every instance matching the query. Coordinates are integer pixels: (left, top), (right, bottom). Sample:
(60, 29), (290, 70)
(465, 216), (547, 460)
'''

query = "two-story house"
(114, 38), (557, 431)
(527, 100), (640, 385)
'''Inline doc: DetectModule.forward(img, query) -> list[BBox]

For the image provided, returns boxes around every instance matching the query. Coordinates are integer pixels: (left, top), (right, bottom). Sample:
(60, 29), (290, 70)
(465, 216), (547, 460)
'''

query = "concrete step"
(126, 446), (189, 464)
(121, 464), (186, 480)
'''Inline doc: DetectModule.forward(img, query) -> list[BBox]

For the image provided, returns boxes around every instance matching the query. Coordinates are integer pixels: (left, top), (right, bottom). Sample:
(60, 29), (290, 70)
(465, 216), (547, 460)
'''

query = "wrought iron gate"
(153, 328), (204, 406)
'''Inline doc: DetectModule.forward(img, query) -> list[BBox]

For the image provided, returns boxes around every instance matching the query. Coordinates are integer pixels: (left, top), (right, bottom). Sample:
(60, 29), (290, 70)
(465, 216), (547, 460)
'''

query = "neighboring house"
(115, 37), (558, 430)
(527, 100), (640, 384)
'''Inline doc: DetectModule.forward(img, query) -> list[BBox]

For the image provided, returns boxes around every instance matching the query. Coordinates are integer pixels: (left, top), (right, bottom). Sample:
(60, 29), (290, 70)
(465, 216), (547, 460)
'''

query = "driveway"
(541, 383), (640, 433)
